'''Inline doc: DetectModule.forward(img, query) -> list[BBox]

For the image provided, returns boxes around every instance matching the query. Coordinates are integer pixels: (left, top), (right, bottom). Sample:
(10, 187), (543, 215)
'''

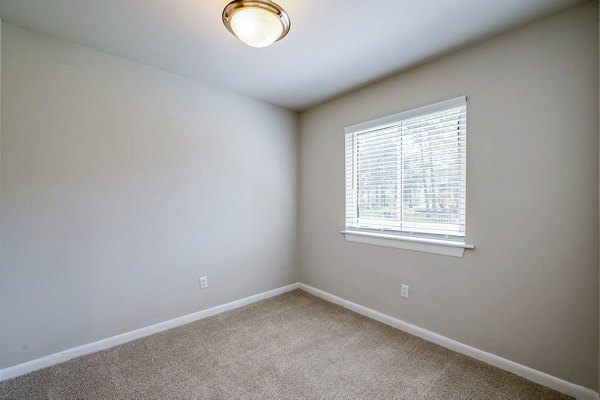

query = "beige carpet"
(0, 289), (570, 399)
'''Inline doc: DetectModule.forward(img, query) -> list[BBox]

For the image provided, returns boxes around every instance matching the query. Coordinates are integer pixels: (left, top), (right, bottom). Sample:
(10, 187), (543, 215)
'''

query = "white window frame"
(342, 96), (474, 257)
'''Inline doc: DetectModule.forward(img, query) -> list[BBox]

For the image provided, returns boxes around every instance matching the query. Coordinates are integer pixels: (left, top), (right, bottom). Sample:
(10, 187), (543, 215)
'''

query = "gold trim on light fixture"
(222, 0), (291, 48)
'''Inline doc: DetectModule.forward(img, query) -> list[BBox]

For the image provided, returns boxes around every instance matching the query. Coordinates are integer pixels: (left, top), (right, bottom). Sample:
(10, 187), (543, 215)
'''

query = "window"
(344, 96), (472, 257)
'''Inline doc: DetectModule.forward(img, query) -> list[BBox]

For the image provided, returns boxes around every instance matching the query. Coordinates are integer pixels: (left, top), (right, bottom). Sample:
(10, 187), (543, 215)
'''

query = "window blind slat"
(345, 98), (467, 239)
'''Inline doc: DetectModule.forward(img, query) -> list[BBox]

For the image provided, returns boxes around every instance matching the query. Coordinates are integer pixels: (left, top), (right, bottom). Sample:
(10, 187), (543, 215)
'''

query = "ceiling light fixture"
(222, 0), (290, 48)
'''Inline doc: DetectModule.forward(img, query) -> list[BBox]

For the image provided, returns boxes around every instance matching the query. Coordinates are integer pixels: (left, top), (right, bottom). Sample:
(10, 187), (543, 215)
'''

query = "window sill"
(340, 230), (475, 257)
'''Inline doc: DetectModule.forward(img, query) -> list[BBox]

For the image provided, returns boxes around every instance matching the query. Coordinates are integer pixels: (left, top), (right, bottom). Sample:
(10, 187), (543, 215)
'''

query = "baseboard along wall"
(0, 282), (597, 400)
(298, 283), (599, 400)
(0, 283), (300, 382)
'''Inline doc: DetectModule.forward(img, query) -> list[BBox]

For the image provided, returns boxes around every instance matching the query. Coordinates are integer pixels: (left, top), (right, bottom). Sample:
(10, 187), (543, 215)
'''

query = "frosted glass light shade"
(223, 1), (290, 48)
(230, 7), (283, 48)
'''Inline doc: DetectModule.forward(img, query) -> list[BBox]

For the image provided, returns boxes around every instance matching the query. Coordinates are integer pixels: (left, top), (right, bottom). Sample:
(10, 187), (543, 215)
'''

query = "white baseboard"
(299, 283), (599, 400)
(0, 282), (300, 382)
(2, 281), (597, 400)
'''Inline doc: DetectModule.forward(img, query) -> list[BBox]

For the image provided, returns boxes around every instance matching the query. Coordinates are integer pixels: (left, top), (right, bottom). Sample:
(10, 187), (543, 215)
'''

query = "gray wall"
(299, 2), (599, 390)
(0, 24), (298, 368)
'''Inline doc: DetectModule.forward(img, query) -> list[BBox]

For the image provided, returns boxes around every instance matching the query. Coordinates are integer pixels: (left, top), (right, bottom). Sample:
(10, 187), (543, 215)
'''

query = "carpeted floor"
(0, 289), (571, 399)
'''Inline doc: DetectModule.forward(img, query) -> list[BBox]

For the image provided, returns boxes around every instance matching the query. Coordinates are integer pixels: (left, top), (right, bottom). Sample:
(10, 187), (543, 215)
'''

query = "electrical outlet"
(199, 276), (208, 289)
(400, 284), (409, 298)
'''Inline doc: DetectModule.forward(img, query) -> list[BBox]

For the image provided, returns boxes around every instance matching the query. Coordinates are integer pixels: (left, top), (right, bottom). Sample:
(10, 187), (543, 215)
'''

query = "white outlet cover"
(200, 276), (208, 289)
(401, 284), (409, 298)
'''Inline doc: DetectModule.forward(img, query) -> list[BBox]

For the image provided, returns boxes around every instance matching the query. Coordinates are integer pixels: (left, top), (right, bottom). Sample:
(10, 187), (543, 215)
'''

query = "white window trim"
(340, 230), (475, 257)
(345, 96), (467, 135)
(344, 96), (475, 257)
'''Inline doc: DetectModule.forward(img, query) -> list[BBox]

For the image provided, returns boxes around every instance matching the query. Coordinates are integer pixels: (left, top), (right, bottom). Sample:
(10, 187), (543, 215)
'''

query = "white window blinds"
(345, 96), (467, 240)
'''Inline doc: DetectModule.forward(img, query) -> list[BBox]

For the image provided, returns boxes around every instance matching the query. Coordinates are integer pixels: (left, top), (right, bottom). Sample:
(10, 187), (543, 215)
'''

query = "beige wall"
(299, 1), (599, 390)
(0, 24), (298, 368)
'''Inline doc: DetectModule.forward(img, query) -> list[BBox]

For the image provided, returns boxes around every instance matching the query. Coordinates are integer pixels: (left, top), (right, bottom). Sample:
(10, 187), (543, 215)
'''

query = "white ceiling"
(0, 0), (584, 111)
